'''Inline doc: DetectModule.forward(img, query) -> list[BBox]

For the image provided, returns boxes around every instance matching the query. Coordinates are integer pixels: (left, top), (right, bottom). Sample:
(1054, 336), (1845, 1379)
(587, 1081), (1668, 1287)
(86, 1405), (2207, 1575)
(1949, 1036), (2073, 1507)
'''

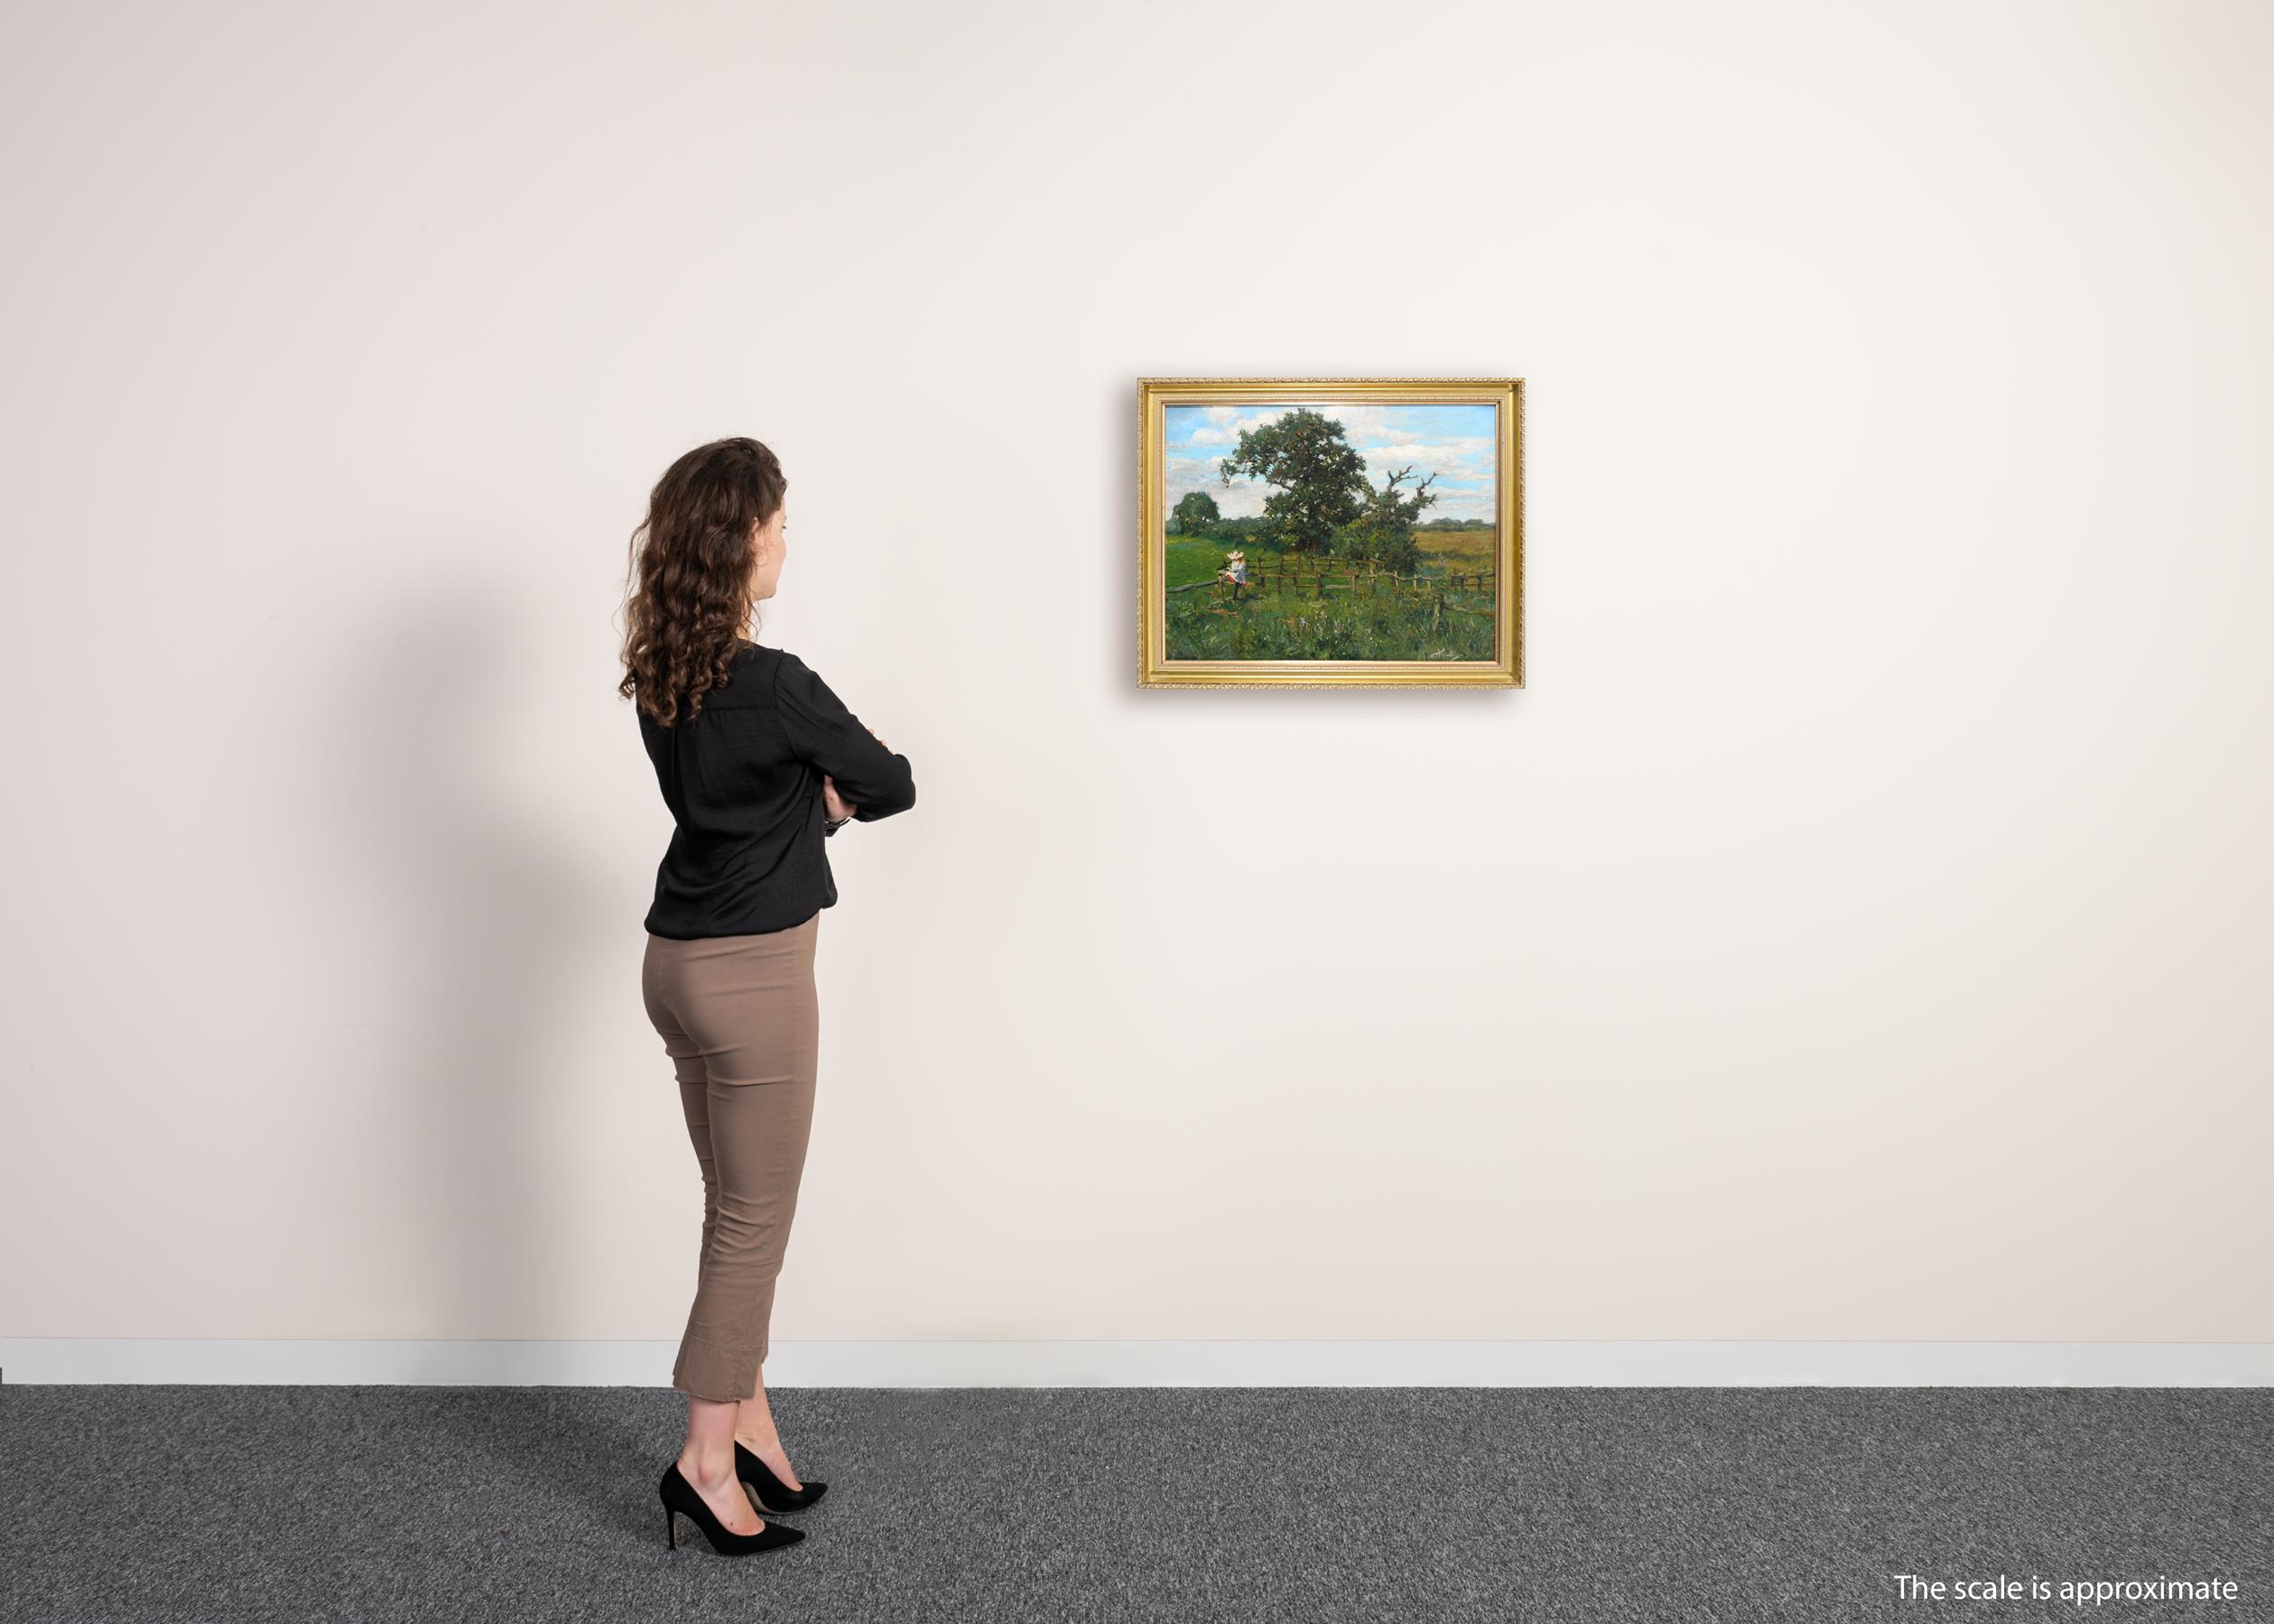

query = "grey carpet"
(4, 1387), (2268, 1622)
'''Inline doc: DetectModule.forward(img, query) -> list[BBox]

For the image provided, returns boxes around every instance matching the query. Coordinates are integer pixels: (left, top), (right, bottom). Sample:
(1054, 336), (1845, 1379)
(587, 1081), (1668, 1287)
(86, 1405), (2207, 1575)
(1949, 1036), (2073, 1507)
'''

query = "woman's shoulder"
(729, 640), (817, 703)
(664, 640), (784, 714)
(738, 640), (820, 679)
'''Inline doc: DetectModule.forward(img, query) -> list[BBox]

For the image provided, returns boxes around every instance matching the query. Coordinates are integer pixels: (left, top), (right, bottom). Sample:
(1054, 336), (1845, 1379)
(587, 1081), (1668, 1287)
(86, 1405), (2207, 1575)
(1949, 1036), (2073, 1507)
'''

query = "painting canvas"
(1138, 377), (1523, 687)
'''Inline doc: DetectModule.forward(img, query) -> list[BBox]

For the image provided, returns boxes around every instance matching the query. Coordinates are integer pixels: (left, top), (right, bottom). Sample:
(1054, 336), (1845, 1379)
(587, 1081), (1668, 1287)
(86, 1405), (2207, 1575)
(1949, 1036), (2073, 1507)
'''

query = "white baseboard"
(3, 1338), (2269, 1387)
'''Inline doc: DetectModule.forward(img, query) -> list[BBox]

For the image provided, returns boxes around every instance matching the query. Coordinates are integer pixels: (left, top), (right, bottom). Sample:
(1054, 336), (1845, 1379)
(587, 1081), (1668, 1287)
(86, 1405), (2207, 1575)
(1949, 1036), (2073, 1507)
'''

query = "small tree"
(1338, 465), (1439, 575)
(1168, 489), (1221, 538)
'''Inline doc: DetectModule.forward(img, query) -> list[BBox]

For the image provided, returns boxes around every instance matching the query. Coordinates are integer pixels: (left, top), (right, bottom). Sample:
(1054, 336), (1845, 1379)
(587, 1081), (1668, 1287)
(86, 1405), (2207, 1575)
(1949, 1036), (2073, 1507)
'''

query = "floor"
(5, 1386), (2268, 1622)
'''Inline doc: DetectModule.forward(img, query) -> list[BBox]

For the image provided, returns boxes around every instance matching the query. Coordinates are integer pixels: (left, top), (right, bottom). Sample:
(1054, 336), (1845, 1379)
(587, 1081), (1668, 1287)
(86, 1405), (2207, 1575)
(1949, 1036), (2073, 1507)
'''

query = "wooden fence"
(1170, 563), (1497, 622)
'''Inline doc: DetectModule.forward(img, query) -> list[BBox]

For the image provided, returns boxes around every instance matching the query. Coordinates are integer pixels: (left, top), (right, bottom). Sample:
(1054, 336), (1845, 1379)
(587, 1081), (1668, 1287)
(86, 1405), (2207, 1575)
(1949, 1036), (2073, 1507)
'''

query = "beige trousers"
(640, 912), (821, 1403)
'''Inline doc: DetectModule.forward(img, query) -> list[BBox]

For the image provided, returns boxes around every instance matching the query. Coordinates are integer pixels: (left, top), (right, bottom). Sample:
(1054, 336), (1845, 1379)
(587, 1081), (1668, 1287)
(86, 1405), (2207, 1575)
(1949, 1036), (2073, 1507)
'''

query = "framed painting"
(1137, 376), (1523, 687)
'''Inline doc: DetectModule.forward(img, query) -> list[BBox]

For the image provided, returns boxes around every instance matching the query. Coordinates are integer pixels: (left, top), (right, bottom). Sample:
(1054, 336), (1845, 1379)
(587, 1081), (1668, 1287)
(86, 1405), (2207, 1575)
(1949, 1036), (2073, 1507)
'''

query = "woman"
(617, 436), (917, 1557)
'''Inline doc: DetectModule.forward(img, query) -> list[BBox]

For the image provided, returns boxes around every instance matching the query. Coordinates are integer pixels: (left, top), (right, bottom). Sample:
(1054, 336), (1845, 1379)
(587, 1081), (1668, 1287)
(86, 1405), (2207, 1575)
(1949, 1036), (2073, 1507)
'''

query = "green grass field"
(1163, 532), (1500, 661)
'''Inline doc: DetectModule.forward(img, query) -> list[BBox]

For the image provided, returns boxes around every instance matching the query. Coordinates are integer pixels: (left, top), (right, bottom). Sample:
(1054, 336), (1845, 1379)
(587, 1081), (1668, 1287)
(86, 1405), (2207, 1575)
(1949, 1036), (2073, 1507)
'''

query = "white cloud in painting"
(1163, 453), (1272, 518)
(1174, 410), (1282, 449)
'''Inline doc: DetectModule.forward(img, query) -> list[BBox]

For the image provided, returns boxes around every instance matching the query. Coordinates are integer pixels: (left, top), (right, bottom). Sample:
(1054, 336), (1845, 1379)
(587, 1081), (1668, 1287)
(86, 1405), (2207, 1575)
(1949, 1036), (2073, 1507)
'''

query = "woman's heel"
(735, 1440), (829, 1513)
(658, 1462), (805, 1557)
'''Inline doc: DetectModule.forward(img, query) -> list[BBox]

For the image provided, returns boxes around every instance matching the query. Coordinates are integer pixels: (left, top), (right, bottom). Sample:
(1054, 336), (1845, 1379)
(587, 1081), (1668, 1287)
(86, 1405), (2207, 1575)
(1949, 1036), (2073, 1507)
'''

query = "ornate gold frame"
(1137, 376), (1523, 688)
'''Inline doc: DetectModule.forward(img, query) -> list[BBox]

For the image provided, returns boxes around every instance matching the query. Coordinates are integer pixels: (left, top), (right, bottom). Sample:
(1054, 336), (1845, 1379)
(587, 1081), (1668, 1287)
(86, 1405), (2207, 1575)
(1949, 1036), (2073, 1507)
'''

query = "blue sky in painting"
(1162, 402), (1499, 524)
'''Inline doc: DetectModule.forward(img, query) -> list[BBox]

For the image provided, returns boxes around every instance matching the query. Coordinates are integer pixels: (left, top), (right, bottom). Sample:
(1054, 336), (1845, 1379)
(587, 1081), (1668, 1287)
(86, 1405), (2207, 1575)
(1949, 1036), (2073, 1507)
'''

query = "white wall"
(4, 0), (2270, 1360)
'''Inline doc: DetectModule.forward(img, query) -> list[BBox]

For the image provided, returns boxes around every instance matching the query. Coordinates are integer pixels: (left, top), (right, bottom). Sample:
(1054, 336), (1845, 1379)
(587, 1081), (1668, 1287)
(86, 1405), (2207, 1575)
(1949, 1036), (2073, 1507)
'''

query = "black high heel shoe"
(658, 1462), (806, 1555)
(735, 1440), (829, 1513)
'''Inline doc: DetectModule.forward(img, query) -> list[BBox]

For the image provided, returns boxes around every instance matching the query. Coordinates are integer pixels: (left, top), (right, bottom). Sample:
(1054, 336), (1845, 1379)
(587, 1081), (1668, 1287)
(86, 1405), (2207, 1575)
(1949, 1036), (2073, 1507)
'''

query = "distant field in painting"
(1164, 530), (1499, 662)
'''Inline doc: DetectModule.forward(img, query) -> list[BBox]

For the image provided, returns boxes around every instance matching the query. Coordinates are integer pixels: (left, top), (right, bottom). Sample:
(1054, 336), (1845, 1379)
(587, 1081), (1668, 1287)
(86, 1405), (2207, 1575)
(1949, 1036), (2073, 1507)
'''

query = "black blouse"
(638, 639), (916, 939)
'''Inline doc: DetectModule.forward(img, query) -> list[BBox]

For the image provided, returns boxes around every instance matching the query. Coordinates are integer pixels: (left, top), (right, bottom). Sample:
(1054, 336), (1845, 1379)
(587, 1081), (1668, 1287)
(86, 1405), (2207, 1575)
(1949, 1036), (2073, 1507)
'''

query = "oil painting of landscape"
(1138, 378), (1522, 688)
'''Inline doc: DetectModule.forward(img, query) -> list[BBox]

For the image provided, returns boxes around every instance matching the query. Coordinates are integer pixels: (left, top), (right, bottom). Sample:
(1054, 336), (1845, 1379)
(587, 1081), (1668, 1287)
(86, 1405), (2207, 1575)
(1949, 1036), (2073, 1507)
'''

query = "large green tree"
(1168, 489), (1221, 536)
(1218, 408), (1369, 555)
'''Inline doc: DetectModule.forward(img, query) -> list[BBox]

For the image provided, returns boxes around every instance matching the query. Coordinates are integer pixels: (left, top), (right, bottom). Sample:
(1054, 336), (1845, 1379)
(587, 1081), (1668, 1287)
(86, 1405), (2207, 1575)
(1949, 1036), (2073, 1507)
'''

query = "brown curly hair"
(618, 437), (787, 726)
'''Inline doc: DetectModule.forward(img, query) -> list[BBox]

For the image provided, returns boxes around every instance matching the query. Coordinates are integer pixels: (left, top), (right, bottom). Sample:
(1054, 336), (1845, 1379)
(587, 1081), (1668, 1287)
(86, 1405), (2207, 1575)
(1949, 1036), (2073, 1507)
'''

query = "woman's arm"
(775, 651), (916, 822)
